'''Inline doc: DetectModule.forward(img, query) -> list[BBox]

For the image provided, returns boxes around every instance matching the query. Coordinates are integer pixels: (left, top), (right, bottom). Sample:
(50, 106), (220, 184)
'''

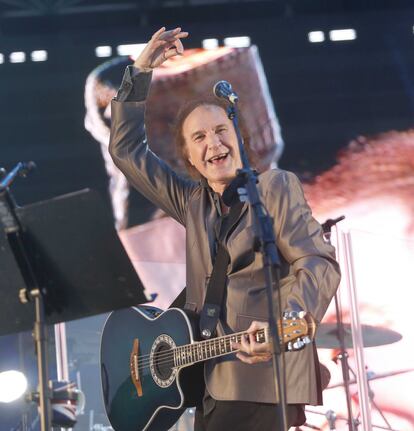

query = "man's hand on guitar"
(231, 321), (272, 364)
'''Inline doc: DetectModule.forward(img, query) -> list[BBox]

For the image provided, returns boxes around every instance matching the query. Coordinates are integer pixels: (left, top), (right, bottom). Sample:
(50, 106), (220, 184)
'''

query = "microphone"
(213, 80), (239, 104)
(322, 215), (345, 233)
(19, 161), (37, 178)
(0, 161), (37, 192)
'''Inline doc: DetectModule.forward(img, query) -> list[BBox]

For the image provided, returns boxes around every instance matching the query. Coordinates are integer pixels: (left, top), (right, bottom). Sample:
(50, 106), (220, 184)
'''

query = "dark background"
(1, 1), (414, 429)
(1, 2), (414, 210)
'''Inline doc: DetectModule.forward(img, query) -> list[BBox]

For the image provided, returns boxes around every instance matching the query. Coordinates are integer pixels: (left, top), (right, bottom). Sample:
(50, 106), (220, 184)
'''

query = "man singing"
(109, 26), (340, 430)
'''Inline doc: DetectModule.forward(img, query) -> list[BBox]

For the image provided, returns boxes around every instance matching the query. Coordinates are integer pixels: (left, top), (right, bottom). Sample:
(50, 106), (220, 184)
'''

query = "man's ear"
(188, 156), (195, 167)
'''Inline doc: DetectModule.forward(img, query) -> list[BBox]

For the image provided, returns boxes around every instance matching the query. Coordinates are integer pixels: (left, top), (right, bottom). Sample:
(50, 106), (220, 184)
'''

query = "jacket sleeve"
(268, 170), (341, 323)
(108, 70), (197, 226)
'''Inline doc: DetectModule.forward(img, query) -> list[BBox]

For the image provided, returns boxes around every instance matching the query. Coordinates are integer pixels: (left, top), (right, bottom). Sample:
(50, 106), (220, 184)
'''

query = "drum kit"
(295, 217), (413, 431)
(294, 322), (411, 431)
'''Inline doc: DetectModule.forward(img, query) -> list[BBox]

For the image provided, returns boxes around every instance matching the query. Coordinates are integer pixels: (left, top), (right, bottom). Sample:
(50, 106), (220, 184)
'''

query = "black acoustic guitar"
(100, 306), (315, 431)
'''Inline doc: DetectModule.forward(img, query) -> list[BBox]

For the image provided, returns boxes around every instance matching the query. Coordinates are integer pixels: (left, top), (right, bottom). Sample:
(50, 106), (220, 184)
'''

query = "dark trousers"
(194, 401), (306, 431)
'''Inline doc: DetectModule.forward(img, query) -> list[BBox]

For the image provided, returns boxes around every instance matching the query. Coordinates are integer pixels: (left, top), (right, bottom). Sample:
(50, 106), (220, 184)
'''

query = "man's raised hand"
(133, 27), (189, 72)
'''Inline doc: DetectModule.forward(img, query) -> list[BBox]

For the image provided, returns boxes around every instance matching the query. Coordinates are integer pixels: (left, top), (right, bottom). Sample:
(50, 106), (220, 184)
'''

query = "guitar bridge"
(130, 338), (143, 397)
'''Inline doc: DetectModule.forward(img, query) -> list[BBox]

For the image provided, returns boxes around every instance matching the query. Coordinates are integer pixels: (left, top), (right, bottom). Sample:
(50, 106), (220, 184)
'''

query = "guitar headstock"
(281, 311), (316, 351)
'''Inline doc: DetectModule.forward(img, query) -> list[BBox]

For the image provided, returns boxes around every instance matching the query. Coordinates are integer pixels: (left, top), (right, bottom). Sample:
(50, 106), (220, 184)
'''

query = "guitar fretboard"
(173, 329), (266, 367)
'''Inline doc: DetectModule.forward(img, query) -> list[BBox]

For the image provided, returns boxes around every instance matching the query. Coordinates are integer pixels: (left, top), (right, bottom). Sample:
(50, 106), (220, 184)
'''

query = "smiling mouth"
(207, 153), (229, 164)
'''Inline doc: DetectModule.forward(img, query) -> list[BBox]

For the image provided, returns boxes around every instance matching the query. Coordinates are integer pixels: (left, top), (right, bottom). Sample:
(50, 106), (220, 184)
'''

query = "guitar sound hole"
(153, 342), (174, 380)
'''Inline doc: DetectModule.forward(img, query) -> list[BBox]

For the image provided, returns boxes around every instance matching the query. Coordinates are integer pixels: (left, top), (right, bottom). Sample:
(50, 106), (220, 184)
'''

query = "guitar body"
(100, 306), (204, 431)
(100, 305), (315, 431)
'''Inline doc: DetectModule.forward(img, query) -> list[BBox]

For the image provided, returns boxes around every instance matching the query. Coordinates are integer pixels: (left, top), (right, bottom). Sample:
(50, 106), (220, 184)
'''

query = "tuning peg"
(302, 336), (312, 345)
(287, 337), (309, 351)
(292, 338), (305, 350)
(287, 339), (303, 351)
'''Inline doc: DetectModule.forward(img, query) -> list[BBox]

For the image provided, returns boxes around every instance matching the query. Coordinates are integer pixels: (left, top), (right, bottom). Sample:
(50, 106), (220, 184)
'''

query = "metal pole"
(326, 221), (356, 431)
(32, 288), (52, 431)
(341, 231), (372, 431)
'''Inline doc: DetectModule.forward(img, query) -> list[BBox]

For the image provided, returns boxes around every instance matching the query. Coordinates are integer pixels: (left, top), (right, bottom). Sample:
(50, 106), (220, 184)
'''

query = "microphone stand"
(0, 162), (52, 431)
(225, 100), (288, 430)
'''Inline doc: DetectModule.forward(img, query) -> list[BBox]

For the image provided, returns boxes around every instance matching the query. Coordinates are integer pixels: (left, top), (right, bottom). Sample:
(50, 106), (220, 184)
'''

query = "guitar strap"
(199, 201), (244, 339)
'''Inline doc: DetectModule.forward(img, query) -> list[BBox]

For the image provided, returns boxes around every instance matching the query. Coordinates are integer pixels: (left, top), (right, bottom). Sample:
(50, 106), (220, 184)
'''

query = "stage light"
(223, 36), (251, 48)
(9, 52), (26, 63)
(0, 53), (4, 64)
(95, 46), (112, 57)
(308, 31), (325, 43)
(31, 50), (47, 62)
(116, 43), (146, 59)
(202, 38), (219, 50)
(0, 370), (28, 403)
(329, 29), (357, 41)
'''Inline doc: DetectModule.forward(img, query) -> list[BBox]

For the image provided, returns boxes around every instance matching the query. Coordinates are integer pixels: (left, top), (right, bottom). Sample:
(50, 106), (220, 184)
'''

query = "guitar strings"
(132, 327), (269, 366)
(135, 335), (280, 373)
(135, 332), (250, 371)
(136, 339), (239, 371)
(129, 320), (306, 374)
(134, 324), (300, 372)
(134, 323), (304, 373)
(134, 328), (271, 372)
(136, 342), (247, 372)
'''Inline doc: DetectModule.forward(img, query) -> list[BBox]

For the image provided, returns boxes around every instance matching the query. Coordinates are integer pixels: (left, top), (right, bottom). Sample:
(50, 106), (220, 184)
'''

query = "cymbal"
(316, 323), (402, 349)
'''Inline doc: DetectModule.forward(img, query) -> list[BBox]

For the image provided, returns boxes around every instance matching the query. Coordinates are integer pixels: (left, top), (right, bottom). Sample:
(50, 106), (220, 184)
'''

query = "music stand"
(0, 186), (147, 430)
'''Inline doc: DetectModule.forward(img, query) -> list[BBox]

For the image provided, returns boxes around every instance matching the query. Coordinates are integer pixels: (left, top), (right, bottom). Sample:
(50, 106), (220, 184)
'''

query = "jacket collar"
(199, 175), (245, 207)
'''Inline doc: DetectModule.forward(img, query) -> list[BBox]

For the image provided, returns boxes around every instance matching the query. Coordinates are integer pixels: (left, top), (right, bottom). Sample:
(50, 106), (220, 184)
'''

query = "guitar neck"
(172, 311), (315, 367)
(173, 328), (267, 368)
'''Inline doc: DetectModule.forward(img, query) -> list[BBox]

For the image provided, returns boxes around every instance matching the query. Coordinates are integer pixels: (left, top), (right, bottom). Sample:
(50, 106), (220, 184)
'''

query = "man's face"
(182, 104), (242, 193)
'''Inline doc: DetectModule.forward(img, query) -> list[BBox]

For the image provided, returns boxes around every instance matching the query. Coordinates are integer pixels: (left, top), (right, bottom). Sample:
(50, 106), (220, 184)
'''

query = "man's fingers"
(151, 27), (188, 45)
(236, 352), (254, 364)
(230, 341), (241, 350)
(175, 39), (184, 54)
(159, 28), (186, 40)
(175, 31), (189, 40)
(151, 26), (166, 40)
(159, 29), (178, 40)
(232, 321), (272, 364)
(151, 40), (167, 49)
(156, 33), (187, 62)
(247, 320), (267, 334)
(240, 334), (251, 354)
(236, 352), (272, 364)
(249, 332), (256, 346)
(163, 47), (181, 61)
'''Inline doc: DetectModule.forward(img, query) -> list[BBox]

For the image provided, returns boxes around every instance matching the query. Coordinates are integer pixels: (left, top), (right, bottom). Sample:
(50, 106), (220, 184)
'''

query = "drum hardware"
(320, 217), (406, 431)
(304, 407), (402, 431)
(304, 407), (361, 431)
(326, 409), (337, 430)
(322, 216), (356, 431)
(327, 367), (414, 431)
(327, 367), (414, 389)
